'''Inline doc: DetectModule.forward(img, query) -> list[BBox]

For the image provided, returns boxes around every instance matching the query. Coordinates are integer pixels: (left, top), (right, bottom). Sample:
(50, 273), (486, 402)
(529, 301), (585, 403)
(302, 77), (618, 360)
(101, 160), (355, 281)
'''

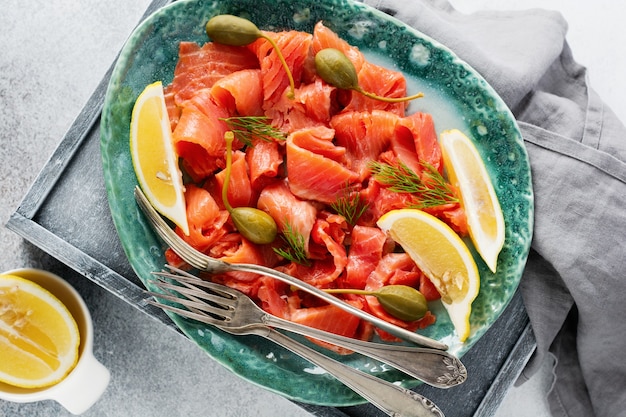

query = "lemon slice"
(130, 81), (189, 235)
(377, 209), (480, 342)
(0, 274), (80, 388)
(440, 129), (505, 273)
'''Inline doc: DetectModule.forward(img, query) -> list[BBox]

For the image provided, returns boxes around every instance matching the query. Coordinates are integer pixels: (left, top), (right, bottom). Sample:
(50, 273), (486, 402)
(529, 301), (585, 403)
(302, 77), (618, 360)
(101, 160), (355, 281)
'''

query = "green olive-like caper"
(230, 207), (278, 244)
(314, 48), (424, 103)
(206, 15), (295, 98)
(205, 14), (262, 46)
(222, 131), (278, 245)
(314, 48), (360, 90)
(374, 285), (428, 322)
(325, 284), (429, 322)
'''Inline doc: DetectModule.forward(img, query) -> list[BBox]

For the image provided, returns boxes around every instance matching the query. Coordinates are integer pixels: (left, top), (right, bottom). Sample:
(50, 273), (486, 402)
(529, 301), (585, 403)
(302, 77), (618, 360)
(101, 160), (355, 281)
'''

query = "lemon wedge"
(440, 129), (505, 273)
(377, 209), (480, 342)
(0, 274), (80, 388)
(130, 81), (189, 235)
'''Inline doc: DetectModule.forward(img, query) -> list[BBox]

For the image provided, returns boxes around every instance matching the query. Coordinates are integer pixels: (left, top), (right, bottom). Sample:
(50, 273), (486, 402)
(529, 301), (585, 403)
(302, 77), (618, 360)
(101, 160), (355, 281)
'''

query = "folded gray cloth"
(360, 1), (626, 416)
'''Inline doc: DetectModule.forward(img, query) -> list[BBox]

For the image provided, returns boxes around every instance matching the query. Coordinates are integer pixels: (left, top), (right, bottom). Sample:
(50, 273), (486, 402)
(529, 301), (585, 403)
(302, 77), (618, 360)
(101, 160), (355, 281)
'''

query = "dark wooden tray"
(6, 1), (536, 415)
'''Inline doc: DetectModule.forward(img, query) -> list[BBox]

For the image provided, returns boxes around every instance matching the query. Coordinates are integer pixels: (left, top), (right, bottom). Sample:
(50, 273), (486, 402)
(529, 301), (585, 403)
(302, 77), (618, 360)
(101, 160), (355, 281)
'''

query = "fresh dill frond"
(273, 222), (311, 266)
(220, 116), (286, 146)
(330, 184), (368, 227)
(418, 161), (460, 207)
(369, 160), (458, 208)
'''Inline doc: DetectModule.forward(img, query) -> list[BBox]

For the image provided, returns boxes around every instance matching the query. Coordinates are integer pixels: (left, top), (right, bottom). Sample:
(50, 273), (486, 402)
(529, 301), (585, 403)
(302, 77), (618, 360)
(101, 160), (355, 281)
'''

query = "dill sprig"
(273, 222), (311, 266)
(369, 160), (459, 209)
(220, 116), (286, 146)
(330, 184), (368, 227)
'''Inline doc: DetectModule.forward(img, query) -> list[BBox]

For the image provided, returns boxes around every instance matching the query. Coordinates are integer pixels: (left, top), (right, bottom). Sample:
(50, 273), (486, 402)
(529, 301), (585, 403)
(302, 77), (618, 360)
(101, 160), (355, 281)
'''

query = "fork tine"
(149, 276), (238, 309)
(156, 266), (241, 298)
(147, 298), (227, 327)
(146, 289), (233, 319)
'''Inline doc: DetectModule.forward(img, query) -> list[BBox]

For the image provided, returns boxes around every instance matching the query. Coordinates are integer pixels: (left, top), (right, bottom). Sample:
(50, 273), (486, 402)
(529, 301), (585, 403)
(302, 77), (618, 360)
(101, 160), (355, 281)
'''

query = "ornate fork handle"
(148, 269), (447, 416)
(259, 327), (445, 417)
(151, 268), (466, 389)
(260, 313), (465, 388)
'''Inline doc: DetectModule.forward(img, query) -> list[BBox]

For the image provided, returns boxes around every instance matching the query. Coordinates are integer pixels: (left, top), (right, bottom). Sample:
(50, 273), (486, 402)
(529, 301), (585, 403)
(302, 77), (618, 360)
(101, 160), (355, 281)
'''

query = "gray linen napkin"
(360, 1), (626, 416)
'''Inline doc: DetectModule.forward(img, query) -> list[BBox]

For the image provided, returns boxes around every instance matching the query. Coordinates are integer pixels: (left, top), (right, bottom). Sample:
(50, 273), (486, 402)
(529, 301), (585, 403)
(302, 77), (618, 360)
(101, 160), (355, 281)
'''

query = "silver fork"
(134, 185), (447, 350)
(149, 266), (466, 389)
(147, 267), (447, 417)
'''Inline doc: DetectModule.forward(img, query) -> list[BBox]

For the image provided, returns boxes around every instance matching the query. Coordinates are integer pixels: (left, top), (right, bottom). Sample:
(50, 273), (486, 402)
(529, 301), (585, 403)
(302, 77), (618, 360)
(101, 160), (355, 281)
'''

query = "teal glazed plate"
(100, 0), (534, 406)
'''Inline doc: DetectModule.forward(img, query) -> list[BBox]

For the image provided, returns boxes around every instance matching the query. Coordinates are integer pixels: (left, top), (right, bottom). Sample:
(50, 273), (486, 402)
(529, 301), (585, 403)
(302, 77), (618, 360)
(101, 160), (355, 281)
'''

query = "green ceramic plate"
(101, 0), (533, 406)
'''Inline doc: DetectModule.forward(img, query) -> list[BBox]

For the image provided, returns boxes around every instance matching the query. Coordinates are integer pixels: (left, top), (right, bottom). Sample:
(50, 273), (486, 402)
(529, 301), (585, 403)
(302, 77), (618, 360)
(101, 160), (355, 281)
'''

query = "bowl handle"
(51, 350), (111, 415)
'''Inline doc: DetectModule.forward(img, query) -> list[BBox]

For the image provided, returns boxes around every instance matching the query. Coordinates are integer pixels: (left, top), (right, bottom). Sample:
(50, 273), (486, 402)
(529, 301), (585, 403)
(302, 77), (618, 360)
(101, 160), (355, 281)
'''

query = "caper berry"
(206, 14), (295, 98)
(205, 14), (262, 46)
(374, 285), (428, 322)
(325, 284), (429, 322)
(230, 207), (278, 244)
(314, 48), (424, 103)
(314, 48), (360, 90)
(221, 131), (278, 245)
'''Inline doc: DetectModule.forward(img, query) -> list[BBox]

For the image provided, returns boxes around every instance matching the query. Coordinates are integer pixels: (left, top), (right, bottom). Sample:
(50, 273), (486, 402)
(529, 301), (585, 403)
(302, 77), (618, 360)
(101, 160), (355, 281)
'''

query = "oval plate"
(100, 0), (533, 406)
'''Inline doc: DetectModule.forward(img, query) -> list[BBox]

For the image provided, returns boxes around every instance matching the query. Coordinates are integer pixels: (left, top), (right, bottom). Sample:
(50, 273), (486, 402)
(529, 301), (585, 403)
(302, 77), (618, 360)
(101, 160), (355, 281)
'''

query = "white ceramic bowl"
(0, 268), (110, 415)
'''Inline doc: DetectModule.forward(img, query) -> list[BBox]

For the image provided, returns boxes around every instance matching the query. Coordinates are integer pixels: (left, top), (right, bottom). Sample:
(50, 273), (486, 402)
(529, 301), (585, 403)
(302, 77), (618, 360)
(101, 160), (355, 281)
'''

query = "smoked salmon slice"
(214, 150), (253, 209)
(291, 304), (362, 340)
(172, 89), (230, 181)
(247, 31), (312, 105)
(344, 225), (387, 289)
(288, 125), (345, 162)
(331, 110), (398, 180)
(257, 277), (291, 319)
(266, 78), (337, 133)
(179, 184), (229, 252)
(246, 138), (283, 192)
(210, 69), (264, 117)
(257, 180), (318, 255)
(163, 84), (181, 131)
(309, 214), (348, 284)
(294, 78), (337, 124)
(170, 42), (259, 105)
(358, 179), (419, 227)
(398, 112), (443, 173)
(362, 253), (438, 339)
(286, 127), (359, 204)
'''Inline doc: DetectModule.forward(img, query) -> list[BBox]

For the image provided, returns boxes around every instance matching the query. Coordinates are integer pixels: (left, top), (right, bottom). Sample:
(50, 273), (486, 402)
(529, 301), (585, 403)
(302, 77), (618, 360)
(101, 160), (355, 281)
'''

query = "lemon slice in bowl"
(130, 81), (189, 235)
(0, 274), (80, 388)
(377, 209), (480, 342)
(440, 129), (505, 273)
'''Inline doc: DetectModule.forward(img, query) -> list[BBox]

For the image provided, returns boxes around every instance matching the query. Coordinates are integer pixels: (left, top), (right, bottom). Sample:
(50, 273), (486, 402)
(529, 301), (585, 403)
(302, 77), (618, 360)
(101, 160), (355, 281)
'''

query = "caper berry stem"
(221, 131), (278, 244)
(314, 48), (423, 104)
(325, 288), (376, 296)
(206, 15), (295, 99)
(356, 87), (424, 103)
(325, 285), (428, 322)
(221, 131), (236, 214)
(260, 34), (296, 99)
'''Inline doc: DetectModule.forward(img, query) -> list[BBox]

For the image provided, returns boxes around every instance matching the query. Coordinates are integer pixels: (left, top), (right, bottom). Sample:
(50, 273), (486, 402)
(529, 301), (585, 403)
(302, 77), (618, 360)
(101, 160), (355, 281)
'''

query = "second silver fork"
(149, 266), (466, 389)
(148, 266), (448, 417)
